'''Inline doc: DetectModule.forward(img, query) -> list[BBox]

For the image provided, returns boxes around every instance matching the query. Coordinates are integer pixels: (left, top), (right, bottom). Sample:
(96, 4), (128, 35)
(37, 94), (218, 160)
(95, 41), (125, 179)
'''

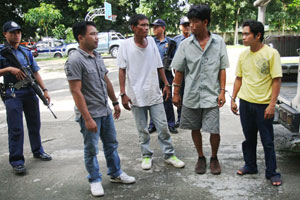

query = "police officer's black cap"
(150, 19), (166, 27)
(180, 17), (190, 25)
(2, 21), (22, 33)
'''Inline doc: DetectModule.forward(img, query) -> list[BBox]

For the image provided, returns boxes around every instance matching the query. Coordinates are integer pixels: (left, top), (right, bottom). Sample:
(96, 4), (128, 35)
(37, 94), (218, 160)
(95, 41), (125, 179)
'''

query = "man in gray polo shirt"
(64, 21), (135, 197)
(171, 5), (229, 175)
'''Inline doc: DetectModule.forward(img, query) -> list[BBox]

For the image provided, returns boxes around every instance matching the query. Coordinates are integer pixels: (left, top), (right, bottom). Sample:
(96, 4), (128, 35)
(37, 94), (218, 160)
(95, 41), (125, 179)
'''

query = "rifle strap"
(164, 37), (171, 57)
(164, 37), (176, 58)
(13, 46), (36, 80)
(18, 47), (31, 69)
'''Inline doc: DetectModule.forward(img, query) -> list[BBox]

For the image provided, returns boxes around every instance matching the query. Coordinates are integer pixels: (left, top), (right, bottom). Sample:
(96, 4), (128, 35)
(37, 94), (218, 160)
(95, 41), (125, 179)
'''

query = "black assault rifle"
(163, 40), (177, 70)
(0, 46), (57, 119)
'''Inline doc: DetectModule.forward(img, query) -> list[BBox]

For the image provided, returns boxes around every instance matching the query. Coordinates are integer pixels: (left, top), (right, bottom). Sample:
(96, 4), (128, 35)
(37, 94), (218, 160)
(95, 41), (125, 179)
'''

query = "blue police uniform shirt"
(173, 34), (192, 51)
(173, 34), (186, 46)
(153, 36), (175, 61)
(0, 45), (40, 84)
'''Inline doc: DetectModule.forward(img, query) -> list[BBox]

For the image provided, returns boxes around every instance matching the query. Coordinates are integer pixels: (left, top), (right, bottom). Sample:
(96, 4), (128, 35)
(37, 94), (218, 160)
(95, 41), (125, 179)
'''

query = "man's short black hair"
(72, 21), (96, 42)
(243, 20), (264, 42)
(187, 4), (211, 25)
(129, 14), (148, 26)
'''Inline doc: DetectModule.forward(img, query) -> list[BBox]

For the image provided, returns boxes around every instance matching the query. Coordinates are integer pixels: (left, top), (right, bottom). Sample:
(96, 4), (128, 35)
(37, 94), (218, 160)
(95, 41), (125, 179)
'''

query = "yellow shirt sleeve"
(269, 49), (282, 78)
(235, 50), (246, 77)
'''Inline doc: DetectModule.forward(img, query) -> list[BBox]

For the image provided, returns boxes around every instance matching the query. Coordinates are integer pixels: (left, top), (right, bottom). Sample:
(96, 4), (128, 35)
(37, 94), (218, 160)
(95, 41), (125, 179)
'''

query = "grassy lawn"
(35, 57), (68, 62)
(35, 53), (111, 62)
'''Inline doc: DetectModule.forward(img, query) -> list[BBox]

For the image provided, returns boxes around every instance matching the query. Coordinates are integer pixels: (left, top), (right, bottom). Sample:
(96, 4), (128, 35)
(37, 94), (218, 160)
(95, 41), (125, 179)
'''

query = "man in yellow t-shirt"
(231, 20), (282, 186)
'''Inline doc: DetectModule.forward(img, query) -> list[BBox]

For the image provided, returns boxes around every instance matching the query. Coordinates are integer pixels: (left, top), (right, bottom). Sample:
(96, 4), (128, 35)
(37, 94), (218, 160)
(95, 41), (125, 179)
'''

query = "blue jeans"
(149, 71), (175, 128)
(4, 87), (44, 167)
(131, 103), (175, 159)
(239, 99), (280, 178)
(79, 114), (122, 183)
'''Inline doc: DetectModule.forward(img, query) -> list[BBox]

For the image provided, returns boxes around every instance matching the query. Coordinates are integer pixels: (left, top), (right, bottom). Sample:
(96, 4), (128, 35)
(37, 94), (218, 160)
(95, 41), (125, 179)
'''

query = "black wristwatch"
(112, 101), (119, 106)
(119, 93), (126, 97)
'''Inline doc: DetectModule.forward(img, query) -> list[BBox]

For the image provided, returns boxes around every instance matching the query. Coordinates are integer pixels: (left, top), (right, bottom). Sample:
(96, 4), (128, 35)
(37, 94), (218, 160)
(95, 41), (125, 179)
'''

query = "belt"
(4, 83), (29, 89)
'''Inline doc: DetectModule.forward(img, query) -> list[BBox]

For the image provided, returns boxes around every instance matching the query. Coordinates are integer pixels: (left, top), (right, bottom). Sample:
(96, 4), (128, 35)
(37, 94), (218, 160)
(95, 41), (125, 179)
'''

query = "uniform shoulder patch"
(19, 45), (30, 51)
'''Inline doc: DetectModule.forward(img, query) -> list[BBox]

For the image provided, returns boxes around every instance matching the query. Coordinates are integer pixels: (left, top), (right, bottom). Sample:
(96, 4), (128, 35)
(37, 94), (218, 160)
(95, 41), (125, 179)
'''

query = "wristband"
(164, 84), (171, 87)
(220, 88), (225, 91)
(112, 101), (119, 106)
(42, 88), (48, 92)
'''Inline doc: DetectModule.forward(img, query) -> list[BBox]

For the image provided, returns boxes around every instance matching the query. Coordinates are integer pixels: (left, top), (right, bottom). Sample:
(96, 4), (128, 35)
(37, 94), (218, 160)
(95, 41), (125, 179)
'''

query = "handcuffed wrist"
(219, 88), (225, 93)
(173, 83), (181, 87)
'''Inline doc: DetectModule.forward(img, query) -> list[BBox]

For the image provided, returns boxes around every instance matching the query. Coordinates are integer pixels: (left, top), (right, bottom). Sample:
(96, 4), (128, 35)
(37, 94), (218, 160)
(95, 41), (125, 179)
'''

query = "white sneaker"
(141, 157), (152, 170)
(90, 181), (104, 197)
(110, 172), (136, 184)
(165, 155), (185, 168)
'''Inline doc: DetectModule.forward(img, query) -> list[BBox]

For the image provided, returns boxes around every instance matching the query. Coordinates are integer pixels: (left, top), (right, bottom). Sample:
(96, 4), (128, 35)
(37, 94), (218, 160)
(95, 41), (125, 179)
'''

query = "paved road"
(0, 52), (300, 200)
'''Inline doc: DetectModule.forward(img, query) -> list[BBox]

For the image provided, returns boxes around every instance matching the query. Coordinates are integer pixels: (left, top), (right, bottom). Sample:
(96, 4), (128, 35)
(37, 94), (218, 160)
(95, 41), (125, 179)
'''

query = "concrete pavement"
(0, 52), (300, 199)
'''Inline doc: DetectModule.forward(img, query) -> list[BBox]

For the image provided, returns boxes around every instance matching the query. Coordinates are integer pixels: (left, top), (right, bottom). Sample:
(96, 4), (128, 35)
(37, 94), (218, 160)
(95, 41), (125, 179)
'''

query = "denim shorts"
(180, 105), (220, 133)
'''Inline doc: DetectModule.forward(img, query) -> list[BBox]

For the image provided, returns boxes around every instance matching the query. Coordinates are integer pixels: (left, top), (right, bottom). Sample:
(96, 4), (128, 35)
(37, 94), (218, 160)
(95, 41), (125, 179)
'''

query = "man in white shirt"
(118, 14), (185, 170)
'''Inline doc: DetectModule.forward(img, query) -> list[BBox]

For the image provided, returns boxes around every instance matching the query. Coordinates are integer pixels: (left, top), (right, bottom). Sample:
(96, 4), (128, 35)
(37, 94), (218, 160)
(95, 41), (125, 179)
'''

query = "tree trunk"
(234, 8), (240, 45)
(223, 32), (226, 43)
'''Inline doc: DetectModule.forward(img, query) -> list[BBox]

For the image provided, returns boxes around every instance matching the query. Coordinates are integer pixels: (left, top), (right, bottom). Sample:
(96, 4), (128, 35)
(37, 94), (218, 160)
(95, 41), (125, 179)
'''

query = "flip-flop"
(237, 167), (258, 176)
(270, 176), (282, 186)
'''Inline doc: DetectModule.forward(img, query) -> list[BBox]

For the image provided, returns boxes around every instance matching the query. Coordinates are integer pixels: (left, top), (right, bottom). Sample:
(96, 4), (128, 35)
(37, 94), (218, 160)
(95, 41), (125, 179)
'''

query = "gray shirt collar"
(77, 48), (98, 58)
(190, 32), (213, 51)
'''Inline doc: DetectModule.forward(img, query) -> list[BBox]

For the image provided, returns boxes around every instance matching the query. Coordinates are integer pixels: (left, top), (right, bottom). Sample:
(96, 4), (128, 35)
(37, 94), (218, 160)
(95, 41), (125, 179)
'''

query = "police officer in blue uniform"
(0, 21), (52, 175)
(172, 17), (191, 128)
(148, 19), (178, 134)
(173, 17), (191, 47)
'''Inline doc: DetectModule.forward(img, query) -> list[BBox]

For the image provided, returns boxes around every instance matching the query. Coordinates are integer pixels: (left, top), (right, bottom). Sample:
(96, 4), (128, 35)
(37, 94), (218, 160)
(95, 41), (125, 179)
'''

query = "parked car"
(66, 31), (125, 58)
(35, 39), (66, 58)
(66, 42), (78, 56)
(20, 41), (38, 57)
(96, 31), (125, 57)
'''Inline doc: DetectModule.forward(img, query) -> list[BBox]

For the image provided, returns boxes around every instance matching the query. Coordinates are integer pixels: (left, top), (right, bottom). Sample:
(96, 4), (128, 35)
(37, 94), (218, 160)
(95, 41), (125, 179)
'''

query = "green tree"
(135, 0), (184, 34)
(64, 0), (140, 35)
(188, 0), (256, 44)
(2, 0), (298, 44)
(264, 0), (300, 33)
(52, 24), (66, 39)
(0, 0), (40, 42)
(24, 3), (62, 37)
(288, 0), (300, 30)
(64, 27), (76, 43)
